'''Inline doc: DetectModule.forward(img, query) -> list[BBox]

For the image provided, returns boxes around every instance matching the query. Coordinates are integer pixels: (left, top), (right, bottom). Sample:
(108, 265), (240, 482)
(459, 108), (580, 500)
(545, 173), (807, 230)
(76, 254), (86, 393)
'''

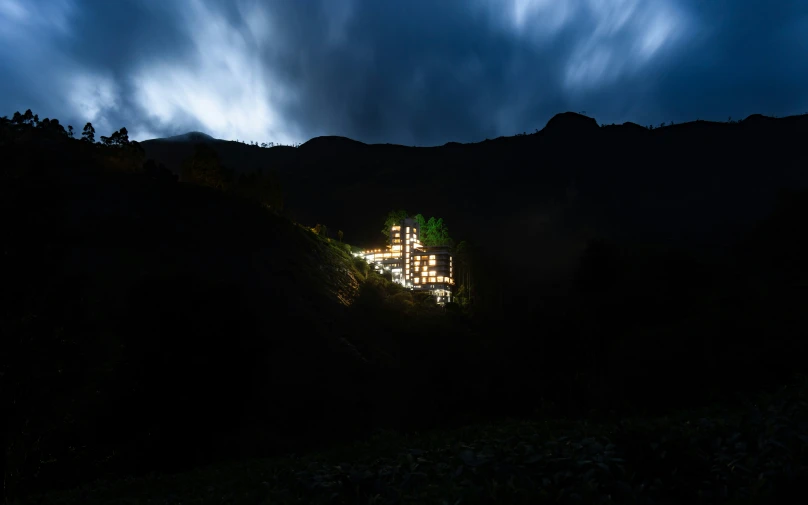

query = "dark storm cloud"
(649, 0), (808, 125)
(0, 0), (806, 144)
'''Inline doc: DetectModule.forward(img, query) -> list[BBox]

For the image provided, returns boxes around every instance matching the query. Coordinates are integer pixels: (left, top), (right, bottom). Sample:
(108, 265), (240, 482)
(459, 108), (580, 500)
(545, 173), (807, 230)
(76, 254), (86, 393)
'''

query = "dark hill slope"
(5, 114), (808, 502)
(141, 135), (300, 179)
(141, 113), (808, 307)
(1, 135), (389, 497)
(142, 113), (808, 252)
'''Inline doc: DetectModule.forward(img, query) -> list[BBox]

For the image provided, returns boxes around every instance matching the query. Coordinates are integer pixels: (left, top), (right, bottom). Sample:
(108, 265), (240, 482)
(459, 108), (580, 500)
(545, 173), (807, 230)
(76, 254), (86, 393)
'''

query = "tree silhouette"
(100, 127), (131, 147)
(116, 127), (130, 145)
(382, 209), (408, 238)
(422, 216), (451, 246)
(82, 123), (95, 143)
(453, 241), (474, 306)
(67, 125), (74, 138)
(313, 223), (328, 237)
(338, 230), (344, 242)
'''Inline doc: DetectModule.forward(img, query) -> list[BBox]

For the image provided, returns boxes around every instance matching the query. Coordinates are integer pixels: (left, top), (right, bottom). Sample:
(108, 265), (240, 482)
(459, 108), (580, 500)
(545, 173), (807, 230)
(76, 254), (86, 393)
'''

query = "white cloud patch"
(131, 0), (299, 144)
(482, 0), (574, 40)
(69, 73), (118, 122)
(237, 0), (273, 47)
(0, 0), (28, 21)
(567, 0), (689, 89)
(480, 0), (690, 91)
(0, 0), (74, 37)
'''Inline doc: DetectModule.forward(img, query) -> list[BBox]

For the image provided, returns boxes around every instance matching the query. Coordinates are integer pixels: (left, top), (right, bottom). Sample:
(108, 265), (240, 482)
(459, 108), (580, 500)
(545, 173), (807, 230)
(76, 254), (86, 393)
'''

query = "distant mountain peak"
(543, 112), (600, 134)
(157, 131), (218, 143)
(299, 136), (367, 150)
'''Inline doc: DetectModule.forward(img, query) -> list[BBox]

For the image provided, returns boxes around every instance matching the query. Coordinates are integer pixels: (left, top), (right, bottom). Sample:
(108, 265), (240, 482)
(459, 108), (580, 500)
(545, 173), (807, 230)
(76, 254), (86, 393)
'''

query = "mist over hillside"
(152, 131), (219, 143)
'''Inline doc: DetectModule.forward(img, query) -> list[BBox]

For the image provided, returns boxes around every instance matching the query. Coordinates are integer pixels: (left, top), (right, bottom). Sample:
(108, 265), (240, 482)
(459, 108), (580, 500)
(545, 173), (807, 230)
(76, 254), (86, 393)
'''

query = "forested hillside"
(3, 110), (808, 503)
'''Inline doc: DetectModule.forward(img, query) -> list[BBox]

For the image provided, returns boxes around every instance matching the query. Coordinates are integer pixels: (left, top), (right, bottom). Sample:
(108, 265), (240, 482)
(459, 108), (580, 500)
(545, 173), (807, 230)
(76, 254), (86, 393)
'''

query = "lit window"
(437, 276), (443, 282)
(430, 277), (436, 283)
(429, 255), (436, 260)
(406, 227), (410, 233)
(429, 259), (436, 266)
(429, 271), (436, 276)
(414, 278), (420, 284)
(422, 266), (428, 272)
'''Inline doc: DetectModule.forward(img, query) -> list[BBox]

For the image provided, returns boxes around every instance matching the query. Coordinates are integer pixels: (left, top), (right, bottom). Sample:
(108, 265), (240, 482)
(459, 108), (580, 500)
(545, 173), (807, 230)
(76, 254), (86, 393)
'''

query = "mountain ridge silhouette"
(141, 111), (808, 254)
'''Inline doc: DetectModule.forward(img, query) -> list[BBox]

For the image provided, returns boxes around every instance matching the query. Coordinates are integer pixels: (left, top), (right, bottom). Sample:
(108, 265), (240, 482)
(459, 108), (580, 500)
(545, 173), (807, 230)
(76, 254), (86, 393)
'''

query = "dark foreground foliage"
(21, 376), (808, 505)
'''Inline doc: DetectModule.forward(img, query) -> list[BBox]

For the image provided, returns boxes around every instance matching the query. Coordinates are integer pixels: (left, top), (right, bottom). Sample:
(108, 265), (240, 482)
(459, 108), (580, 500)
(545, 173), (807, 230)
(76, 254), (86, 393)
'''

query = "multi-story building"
(358, 218), (454, 304)
(411, 246), (453, 304)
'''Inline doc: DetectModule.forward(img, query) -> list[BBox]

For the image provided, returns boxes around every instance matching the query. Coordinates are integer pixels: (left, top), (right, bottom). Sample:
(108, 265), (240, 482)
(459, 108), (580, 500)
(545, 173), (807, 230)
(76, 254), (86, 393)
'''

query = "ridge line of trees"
(2, 109), (283, 211)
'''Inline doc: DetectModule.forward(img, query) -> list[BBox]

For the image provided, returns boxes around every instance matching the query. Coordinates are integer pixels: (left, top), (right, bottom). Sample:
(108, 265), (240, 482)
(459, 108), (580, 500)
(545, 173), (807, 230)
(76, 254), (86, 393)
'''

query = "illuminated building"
(410, 246), (453, 304)
(356, 218), (454, 304)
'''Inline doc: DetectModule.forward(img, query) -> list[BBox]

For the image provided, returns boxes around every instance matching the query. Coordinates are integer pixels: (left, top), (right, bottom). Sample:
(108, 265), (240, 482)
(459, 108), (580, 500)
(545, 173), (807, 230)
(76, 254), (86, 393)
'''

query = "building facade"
(358, 218), (453, 304)
(411, 246), (453, 304)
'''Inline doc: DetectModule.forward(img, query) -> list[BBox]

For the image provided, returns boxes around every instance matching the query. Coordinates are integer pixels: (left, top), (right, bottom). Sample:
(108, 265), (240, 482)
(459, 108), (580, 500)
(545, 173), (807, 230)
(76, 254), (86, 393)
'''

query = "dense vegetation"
(380, 210), (452, 247)
(2, 109), (808, 503)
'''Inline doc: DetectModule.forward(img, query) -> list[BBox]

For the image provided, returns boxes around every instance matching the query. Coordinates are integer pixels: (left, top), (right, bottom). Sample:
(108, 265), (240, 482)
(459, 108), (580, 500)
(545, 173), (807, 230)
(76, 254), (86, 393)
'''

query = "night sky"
(1, 0), (806, 145)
